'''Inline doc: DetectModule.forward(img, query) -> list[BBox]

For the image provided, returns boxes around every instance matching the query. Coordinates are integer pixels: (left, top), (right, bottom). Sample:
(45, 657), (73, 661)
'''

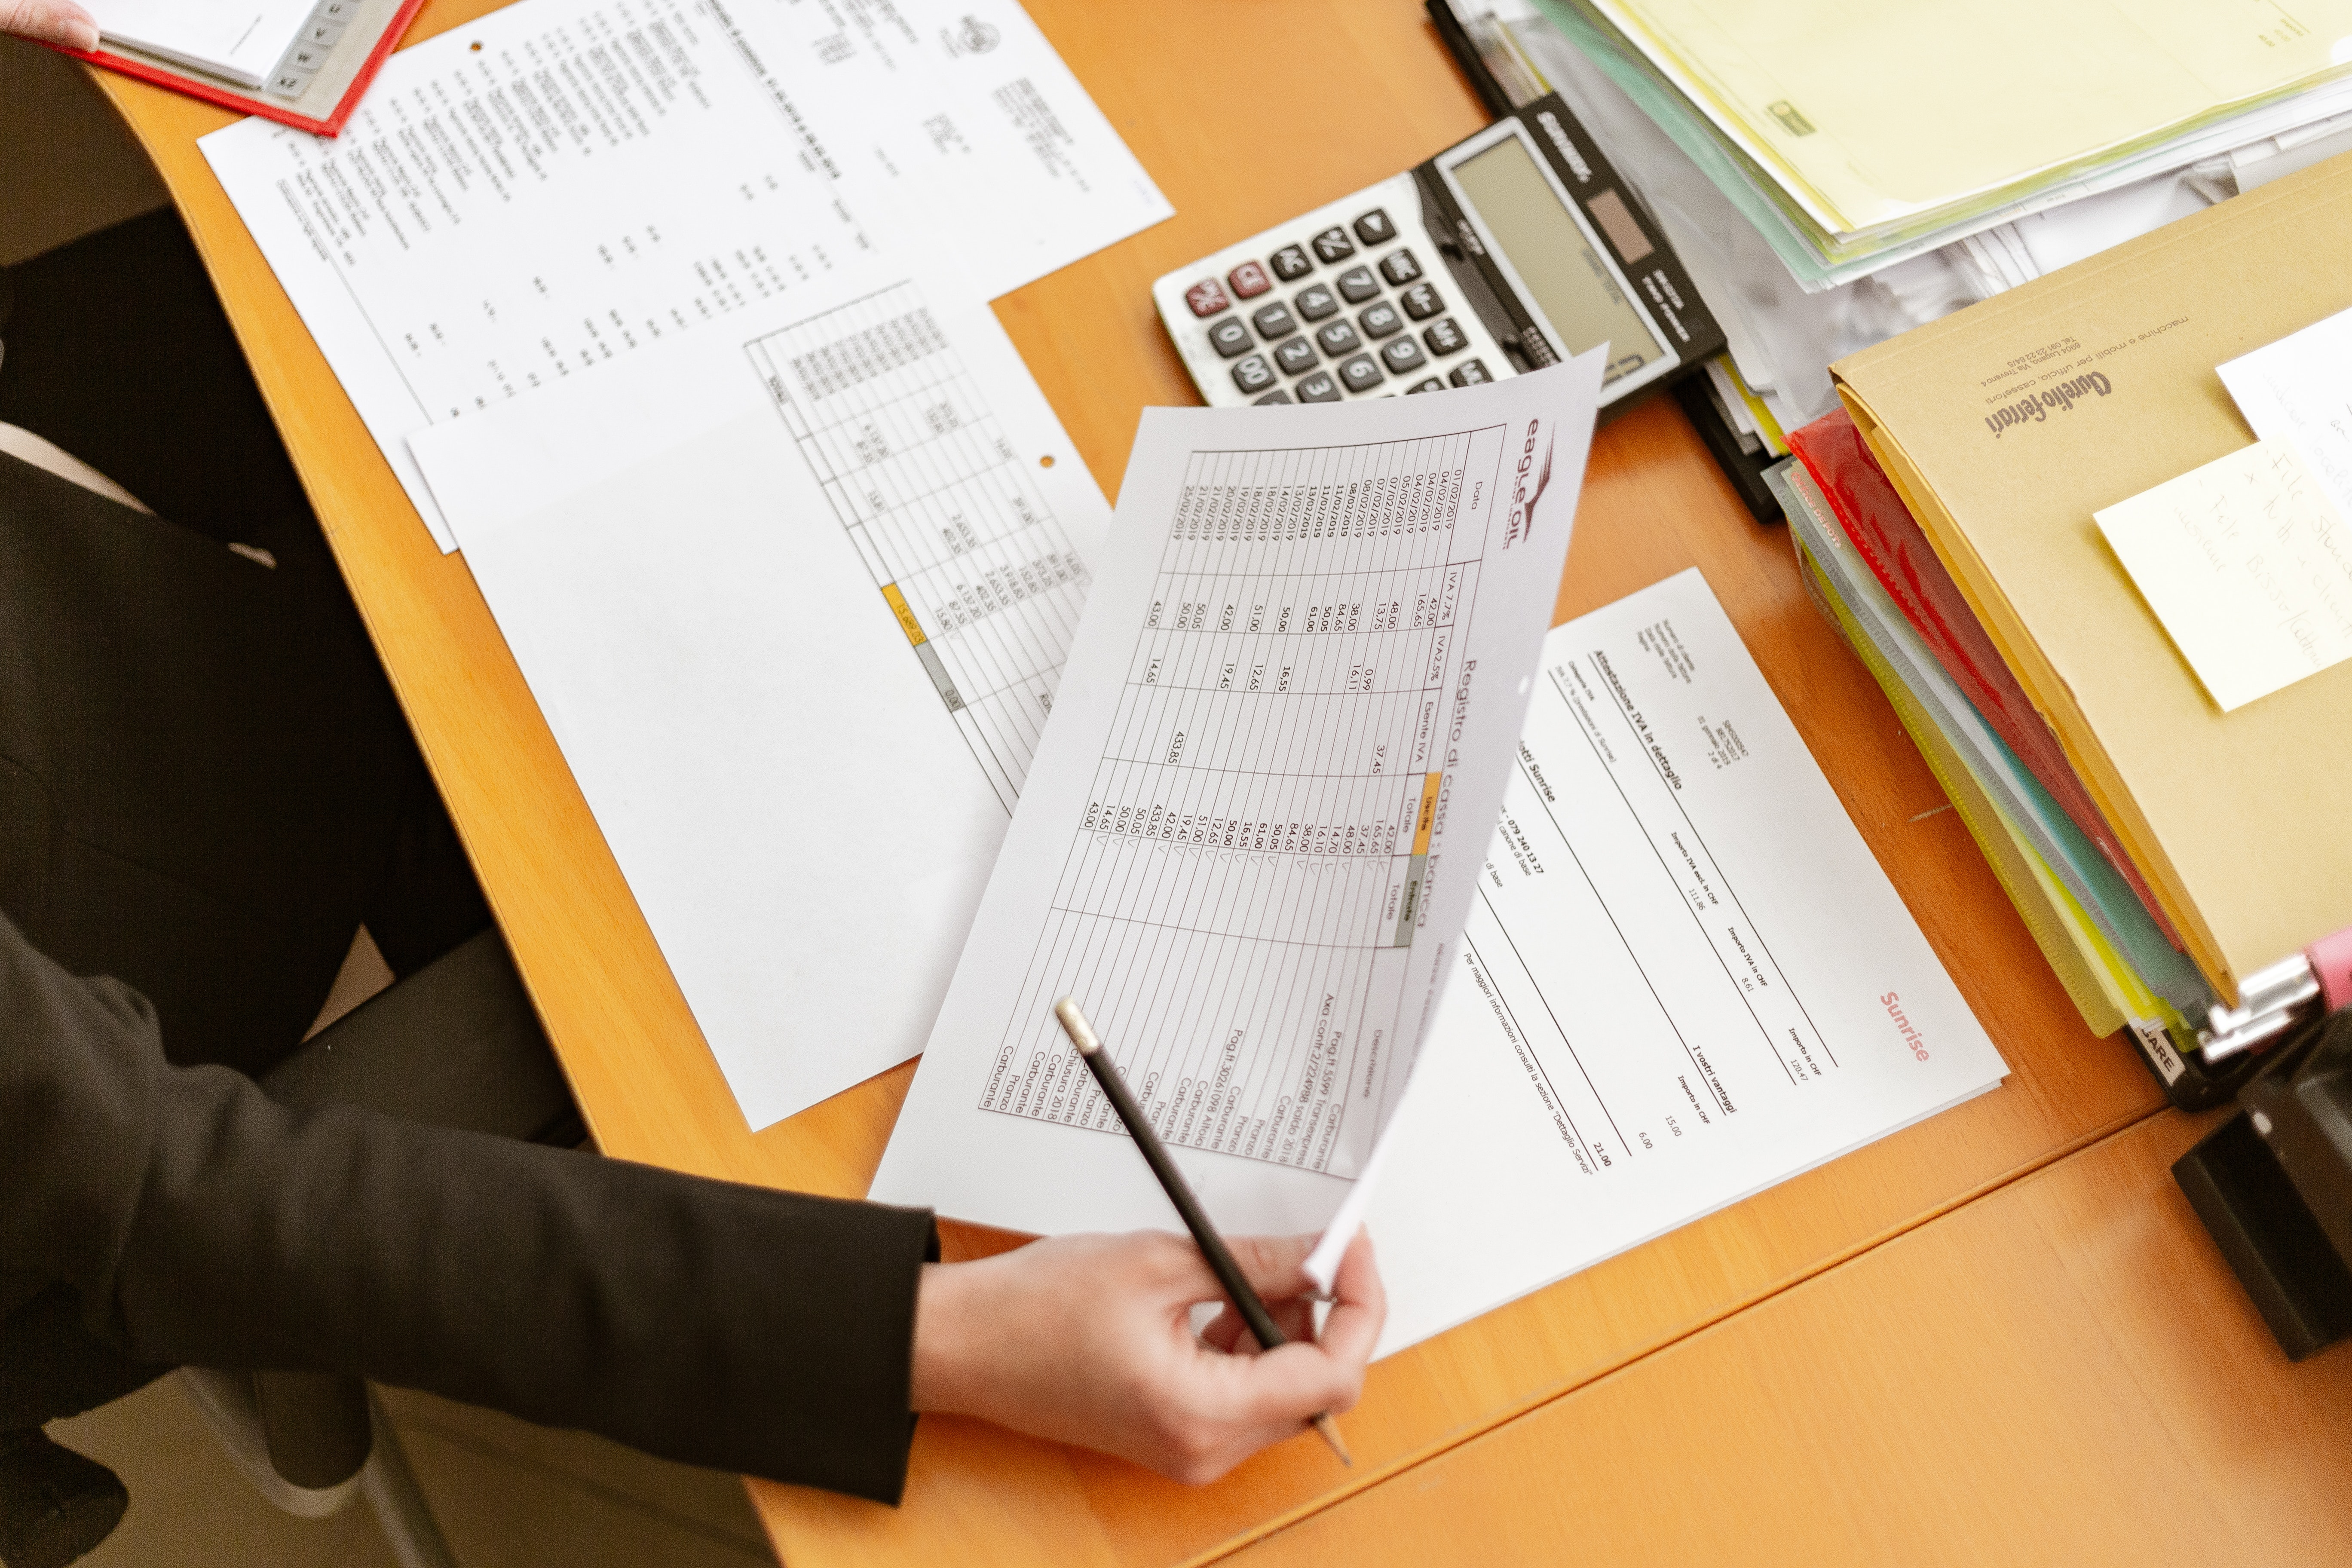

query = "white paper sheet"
(201, 0), (1170, 549)
(2219, 303), (2352, 528)
(409, 266), (1109, 1129)
(870, 358), (1607, 1262)
(92, 0), (313, 86)
(1361, 569), (2007, 1354)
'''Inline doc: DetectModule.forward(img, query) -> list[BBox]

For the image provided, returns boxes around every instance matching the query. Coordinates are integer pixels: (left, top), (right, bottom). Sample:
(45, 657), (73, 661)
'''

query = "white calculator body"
(1153, 96), (1721, 409)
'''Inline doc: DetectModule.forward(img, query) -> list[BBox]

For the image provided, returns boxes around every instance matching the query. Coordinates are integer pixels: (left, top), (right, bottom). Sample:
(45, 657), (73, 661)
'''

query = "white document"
(870, 358), (1607, 1265)
(409, 266), (1109, 1129)
(2219, 303), (2352, 527)
(92, 0), (312, 86)
(2095, 439), (2352, 712)
(1362, 569), (2007, 1355)
(201, 0), (1170, 549)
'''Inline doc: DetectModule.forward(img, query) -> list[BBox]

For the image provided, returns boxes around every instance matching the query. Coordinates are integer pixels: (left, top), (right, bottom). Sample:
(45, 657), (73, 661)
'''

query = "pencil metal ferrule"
(1054, 996), (1102, 1057)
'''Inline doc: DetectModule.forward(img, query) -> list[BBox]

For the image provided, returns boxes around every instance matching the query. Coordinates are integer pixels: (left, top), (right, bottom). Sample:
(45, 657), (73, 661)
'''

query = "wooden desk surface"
(91, 0), (2350, 1560)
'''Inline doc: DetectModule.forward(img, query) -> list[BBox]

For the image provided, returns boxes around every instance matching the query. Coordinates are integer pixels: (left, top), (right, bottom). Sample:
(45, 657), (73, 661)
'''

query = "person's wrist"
(908, 1260), (973, 1415)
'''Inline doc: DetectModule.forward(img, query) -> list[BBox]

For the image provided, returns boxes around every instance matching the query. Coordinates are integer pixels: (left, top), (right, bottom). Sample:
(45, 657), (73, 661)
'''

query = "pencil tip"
(1312, 1412), (1351, 1466)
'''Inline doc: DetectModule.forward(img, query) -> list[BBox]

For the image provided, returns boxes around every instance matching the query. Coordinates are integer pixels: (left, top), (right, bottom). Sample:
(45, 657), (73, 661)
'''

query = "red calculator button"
(1184, 278), (1231, 317)
(1227, 260), (1273, 299)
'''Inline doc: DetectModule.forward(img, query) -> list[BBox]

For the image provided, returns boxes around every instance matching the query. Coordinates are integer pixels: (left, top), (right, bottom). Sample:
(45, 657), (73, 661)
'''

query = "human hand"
(910, 1227), (1382, 1484)
(2, 0), (99, 50)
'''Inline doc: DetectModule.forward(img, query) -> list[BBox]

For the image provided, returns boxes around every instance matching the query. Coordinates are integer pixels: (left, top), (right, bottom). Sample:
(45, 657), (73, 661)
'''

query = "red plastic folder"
(1788, 407), (2183, 948)
(47, 0), (427, 138)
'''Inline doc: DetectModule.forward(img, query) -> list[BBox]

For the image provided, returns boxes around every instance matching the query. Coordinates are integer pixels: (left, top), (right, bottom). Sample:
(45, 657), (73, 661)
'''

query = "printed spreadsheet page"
(410, 263), (1110, 1128)
(202, 0), (1170, 548)
(873, 359), (1606, 1252)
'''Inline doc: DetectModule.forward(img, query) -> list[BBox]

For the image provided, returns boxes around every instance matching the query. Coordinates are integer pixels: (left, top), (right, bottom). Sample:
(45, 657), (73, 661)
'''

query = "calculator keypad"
(1252, 301), (1297, 341)
(1314, 319), (1362, 357)
(1167, 195), (1491, 407)
(1310, 226), (1356, 264)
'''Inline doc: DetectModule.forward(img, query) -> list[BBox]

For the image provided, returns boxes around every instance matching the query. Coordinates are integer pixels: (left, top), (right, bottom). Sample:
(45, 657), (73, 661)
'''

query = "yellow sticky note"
(2095, 438), (2352, 712)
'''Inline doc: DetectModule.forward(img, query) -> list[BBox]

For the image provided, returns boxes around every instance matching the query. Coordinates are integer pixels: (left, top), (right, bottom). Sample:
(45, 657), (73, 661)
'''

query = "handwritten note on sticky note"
(2095, 439), (2352, 712)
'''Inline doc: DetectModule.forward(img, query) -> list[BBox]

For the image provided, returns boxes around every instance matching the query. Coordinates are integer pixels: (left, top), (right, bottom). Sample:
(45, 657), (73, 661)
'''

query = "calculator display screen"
(1446, 134), (1668, 385)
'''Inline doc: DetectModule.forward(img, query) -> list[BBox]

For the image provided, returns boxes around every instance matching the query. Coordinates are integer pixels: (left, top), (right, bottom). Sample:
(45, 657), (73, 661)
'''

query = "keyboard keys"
(1310, 225), (1356, 264)
(1358, 301), (1402, 339)
(1254, 388), (1294, 405)
(1335, 265), (1379, 304)
(1208, 317), (1254, 357)
(1379, 248), (1422, 286)
(1228, 260), (1273, 300)
(1336, 353), (1384, 393)
(1294, 284), (1339, 322)
(1296, 370), (1343, 402)
(1274, 335), (1319, 375)
(1315, 319), (1362, 357)
(1380, 337), (1426, 374)
(1233, 355), (1278, 395)
(1353, 208), (1396, 245)
(1421, 316), (1466, 356)
(1404, 376), (1447, 395)
(1185, 277), (1230, 317)
(1270, 244), (1314, 282)
(1399, 282), (1442, 320)
(1252, 300), (1298, 340)
(1449, 358), (1492, 387)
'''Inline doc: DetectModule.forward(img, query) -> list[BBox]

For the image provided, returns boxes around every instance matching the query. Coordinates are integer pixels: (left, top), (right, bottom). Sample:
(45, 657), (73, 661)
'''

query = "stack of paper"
(1776, 154), (2352, 1091)
(1451, 0), (2352, 442)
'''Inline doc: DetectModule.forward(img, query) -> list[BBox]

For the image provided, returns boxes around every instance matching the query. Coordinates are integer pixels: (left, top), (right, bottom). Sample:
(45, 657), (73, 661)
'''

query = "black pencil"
(1053, 996), (1351, 1466)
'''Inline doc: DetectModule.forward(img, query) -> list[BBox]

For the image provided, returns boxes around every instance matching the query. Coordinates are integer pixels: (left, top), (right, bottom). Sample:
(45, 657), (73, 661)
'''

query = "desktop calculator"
(1153, 94), (1721, 409)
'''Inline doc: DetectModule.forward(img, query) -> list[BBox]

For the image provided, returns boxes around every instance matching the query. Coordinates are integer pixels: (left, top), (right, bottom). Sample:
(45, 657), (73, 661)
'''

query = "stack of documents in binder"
(1762, 153), (2352, 1094)
(1452, 1), (2352, 440)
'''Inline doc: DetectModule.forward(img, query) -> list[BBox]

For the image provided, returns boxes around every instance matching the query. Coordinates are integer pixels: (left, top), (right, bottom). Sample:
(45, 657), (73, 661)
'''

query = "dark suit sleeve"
(0, 913), (936, 1502)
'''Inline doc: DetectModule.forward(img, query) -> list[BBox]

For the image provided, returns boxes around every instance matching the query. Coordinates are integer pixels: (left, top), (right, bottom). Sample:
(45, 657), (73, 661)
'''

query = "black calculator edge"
(1427, 3), (1773, 519)
(1671, 378), (1783, 523)
(1425, 0), (1518, 120)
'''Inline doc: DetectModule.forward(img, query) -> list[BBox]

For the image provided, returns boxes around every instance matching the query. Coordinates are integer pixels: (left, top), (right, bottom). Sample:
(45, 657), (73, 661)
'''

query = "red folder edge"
(46, 0), (429, 138)
(1788, 407), (2187, 951)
